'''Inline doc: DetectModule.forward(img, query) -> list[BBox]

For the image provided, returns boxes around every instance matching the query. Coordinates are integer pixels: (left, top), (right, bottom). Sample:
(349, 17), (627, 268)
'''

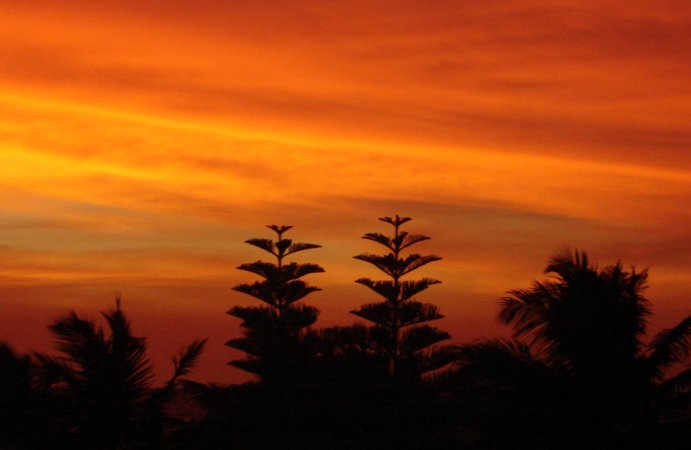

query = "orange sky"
(1, 0), (690, 383)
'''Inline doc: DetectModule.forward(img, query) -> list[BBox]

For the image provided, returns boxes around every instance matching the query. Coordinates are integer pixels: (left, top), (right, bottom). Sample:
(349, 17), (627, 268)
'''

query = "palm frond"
(169, 338), (207, 386)
(49, 311), (107, 371)
(32, 352), (75, 390)
(647, 315), (691, 375)
(451, 339), (559, 392)
(657, 366), (691, 394)
(546, 248), (591, 278)
(498, 286), (550, 340)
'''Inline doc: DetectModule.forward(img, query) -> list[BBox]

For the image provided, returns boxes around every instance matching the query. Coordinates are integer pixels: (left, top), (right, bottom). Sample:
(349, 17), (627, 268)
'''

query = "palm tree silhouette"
(500, 251), (650, 384)
(446, 338), (578, 449)
(500, 251), (689, 382)
(0, 343), (49, 448)
(36, 297), (205, 449)
(469, 249), (691, 447)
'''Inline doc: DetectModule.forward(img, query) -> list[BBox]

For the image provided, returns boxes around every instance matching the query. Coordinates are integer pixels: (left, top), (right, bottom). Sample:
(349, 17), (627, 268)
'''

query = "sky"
(1, 0), (690, 384)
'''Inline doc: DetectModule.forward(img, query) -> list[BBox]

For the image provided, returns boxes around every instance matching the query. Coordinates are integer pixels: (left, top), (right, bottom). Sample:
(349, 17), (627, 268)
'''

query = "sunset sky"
(1, 0), (690, 383)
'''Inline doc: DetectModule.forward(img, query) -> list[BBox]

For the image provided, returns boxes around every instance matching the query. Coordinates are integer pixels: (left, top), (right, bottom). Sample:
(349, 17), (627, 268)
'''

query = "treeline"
(1, 216), (689, 450)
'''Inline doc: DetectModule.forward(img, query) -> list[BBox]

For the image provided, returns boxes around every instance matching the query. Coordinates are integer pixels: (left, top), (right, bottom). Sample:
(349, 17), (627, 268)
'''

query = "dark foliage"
(0, 299), (206, 450)
(226, 224), (324, 384)
(445, 249), (691, 449)
(351, 215), (453, 380)
(2, 240), (689, 450)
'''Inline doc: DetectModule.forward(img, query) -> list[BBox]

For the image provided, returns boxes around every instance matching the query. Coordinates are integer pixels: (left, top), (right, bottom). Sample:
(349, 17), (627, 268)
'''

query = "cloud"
(2, 1), (691, 172)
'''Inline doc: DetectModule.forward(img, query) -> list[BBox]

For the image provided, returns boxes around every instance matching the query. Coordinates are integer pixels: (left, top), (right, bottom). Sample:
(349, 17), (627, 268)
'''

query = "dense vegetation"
(1, 217), (689, 449)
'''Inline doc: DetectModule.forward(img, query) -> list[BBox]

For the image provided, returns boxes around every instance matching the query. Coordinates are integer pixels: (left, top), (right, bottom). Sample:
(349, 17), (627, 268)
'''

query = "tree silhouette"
(298, 323), (450, 450)
(500, 250), (651, 386)
(457, 249), (691, 448)
(0, 343), (49, 449)
(4, 234), (691, 449)
(442, 338), (579, 449)
(35, 298), (206, 450)
(351, 215), (451, 380)
(227, 225), (324, 383)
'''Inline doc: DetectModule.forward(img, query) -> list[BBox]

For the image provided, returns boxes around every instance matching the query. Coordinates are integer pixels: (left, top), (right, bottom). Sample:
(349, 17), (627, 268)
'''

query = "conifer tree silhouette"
(351, 215), (450, 379)
(227, 225), (324, 382)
